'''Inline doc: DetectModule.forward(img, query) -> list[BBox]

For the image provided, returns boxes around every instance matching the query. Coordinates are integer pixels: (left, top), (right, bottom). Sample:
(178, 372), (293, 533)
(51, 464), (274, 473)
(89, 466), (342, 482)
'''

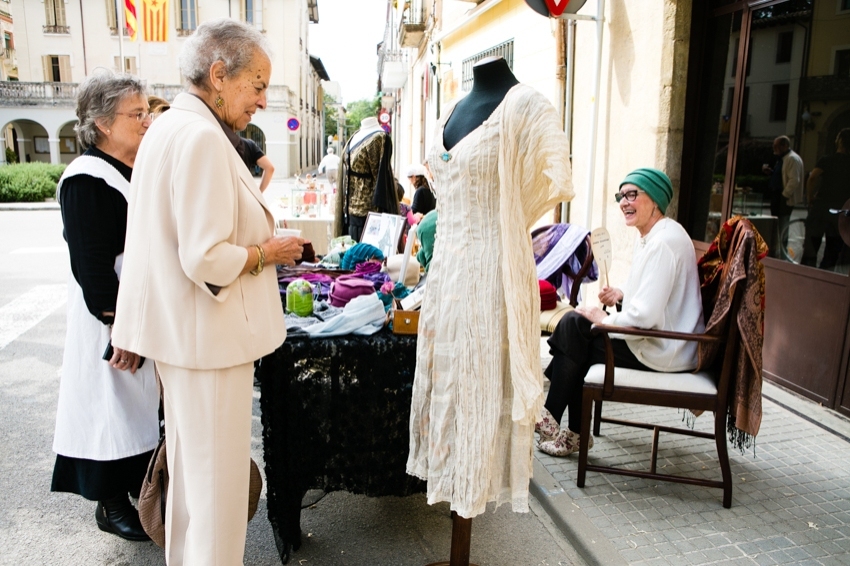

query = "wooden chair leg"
(593, 399), (603, 436)
(715, 408), (733, 508)
(577, 389), (595, 488)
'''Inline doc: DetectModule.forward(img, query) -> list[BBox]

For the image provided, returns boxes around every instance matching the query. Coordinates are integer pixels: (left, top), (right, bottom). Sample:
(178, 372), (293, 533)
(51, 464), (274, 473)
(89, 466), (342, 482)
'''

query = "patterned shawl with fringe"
(696, 216), (768, 454)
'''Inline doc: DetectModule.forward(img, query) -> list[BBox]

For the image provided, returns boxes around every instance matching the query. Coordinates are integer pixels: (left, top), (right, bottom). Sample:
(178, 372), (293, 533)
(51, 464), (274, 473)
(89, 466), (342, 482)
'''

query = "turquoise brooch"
(440, 152), (452, 162)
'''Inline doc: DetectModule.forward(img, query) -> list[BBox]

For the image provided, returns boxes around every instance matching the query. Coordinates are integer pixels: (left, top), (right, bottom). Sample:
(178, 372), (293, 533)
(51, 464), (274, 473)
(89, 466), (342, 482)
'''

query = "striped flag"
(143, 0), (168, 42)
(124, 0), (138, 41)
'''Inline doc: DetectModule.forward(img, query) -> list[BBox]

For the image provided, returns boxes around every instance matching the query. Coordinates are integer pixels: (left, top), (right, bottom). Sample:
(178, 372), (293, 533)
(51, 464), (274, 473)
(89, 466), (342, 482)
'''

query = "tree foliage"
(344, 96), (381, 138)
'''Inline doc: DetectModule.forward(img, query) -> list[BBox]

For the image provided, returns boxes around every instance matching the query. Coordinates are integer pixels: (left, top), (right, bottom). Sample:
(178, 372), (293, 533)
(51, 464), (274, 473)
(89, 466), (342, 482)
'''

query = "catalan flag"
(124, 0), (138, 41)
(143, 0), (168, 42)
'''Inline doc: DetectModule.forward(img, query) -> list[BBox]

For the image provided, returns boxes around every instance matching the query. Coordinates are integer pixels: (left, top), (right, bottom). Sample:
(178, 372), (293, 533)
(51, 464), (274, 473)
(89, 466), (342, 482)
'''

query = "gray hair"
(179, 19), (273, 90)
(74, 70), (146, 150)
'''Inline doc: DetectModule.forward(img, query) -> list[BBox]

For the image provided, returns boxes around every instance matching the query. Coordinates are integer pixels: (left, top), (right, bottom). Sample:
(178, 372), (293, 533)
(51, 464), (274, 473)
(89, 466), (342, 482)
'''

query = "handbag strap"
(154, 364), (165, 438)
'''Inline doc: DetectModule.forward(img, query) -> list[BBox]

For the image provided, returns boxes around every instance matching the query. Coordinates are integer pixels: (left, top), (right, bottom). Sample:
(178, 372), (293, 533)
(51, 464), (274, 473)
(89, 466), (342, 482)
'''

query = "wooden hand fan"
(590, 227), (612, 289)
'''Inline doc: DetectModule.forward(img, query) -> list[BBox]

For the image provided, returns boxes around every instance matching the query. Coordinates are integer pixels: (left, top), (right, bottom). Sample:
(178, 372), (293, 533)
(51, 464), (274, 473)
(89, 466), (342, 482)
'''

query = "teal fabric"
(340, 243), (384, 271)
(415, 210), (438, 272)
(620, 168), (673, 214)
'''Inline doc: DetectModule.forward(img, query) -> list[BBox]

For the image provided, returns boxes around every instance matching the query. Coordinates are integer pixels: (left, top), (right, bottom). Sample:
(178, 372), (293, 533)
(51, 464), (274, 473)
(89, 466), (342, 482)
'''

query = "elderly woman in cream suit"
(112, 19), (303, 565)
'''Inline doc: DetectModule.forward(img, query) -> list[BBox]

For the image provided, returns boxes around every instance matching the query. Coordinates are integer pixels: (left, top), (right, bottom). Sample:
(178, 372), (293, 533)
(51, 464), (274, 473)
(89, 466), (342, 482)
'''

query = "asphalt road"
(0, 209), (583, 566)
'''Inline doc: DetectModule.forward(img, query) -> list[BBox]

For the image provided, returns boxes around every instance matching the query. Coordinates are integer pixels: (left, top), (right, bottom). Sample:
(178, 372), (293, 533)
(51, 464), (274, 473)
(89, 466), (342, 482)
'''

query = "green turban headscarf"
(619, 168), (673, 214)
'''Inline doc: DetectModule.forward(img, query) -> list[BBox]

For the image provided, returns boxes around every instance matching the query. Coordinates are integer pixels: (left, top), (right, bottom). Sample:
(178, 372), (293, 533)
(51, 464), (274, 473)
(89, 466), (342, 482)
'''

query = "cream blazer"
(112, 93), (286, 370)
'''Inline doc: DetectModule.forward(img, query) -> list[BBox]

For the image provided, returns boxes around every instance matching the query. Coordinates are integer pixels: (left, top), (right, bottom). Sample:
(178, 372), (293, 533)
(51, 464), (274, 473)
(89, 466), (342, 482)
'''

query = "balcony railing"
(0, 81), (296, 111)
(0, 81), (77, 105)
(43, 25), (70, 34)
(1, 47), (14, 60)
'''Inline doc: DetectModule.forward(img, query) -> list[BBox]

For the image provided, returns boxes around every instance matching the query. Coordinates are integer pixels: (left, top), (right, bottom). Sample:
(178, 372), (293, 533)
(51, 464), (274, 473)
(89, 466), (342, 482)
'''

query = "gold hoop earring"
(215, 95), (224, 109)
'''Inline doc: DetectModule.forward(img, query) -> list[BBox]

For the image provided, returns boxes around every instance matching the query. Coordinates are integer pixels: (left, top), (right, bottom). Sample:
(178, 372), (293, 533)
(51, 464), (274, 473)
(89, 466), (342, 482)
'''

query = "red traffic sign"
(287, 118), (300, 131)
(378, 110), (391, 124)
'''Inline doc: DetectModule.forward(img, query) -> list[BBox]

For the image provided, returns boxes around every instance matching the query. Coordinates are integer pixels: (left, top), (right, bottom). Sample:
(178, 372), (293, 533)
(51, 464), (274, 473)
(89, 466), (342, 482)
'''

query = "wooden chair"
(575, 233), (755, 509)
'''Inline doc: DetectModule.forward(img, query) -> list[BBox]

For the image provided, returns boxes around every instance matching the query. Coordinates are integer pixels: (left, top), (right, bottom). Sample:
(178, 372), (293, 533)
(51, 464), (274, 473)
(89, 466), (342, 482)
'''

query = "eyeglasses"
(614, 189), (644, 203)
(119, 112), (152, 123)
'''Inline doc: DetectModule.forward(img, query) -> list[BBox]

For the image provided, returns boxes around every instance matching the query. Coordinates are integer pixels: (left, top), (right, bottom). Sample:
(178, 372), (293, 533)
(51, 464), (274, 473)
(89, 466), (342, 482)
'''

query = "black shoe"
(95, 494), (151, 542)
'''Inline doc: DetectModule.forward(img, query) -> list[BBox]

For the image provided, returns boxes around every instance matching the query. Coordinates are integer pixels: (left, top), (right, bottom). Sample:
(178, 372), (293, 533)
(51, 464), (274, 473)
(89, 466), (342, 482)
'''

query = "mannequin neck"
(469, 58), (519, 94)
(361, 117), (380, 130)
(441, 58), (519, 151)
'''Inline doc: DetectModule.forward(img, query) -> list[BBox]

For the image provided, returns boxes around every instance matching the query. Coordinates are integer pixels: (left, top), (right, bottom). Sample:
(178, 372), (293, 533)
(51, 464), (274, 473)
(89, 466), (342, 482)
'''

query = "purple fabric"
(280, 273), (334, 300)
(531, 223), (599, 302)
(330, 276), (377, 307)
(533, 224), (569, 263)
(355, 261), (382, 275)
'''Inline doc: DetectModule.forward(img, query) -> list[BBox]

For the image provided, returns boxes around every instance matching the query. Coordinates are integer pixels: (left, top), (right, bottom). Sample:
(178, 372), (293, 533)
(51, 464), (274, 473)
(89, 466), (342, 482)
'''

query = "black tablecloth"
(255, 330), (426, 563)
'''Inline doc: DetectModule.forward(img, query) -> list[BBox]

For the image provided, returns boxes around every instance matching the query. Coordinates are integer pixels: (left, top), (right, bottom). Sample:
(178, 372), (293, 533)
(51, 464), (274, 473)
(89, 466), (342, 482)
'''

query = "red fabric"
(539, 280), (558, 311)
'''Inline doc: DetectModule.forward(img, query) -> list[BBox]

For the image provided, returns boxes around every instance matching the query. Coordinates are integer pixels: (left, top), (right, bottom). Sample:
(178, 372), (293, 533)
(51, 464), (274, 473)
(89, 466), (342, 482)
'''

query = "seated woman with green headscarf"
(535, 168), (705, 457)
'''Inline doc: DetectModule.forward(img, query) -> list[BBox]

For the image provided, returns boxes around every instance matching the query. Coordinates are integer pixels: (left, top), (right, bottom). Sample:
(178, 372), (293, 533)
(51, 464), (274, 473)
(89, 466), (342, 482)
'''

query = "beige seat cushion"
(541, 301), (573, 334)
(585, 364), (718, 395)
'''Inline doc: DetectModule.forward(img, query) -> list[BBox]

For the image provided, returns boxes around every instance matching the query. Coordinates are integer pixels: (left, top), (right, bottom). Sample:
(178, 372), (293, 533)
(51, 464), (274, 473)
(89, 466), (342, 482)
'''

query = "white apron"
(52, 156), (159, 461)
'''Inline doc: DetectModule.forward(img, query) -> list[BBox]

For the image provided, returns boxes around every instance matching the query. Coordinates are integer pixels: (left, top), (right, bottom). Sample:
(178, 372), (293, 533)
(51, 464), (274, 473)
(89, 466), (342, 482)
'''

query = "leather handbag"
(138, 369), (263, 548)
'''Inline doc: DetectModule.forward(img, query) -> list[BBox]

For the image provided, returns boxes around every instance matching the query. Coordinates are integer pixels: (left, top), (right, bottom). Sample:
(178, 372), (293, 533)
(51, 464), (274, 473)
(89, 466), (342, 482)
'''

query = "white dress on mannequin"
(407, 84), (574, 518)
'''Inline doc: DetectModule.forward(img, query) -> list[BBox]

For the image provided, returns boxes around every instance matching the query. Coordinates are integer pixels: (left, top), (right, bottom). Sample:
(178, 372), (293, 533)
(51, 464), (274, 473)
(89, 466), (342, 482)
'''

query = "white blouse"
(602, 218), (704, 372)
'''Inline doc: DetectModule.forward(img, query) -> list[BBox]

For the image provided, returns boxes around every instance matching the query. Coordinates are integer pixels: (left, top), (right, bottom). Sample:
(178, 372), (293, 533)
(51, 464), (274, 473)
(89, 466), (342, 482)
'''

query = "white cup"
(275, 228), (302, 238)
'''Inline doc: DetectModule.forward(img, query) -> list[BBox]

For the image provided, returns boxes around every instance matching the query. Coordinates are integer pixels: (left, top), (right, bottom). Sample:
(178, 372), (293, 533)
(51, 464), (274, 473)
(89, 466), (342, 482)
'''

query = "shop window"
(769, 84), (790, 121)
(461, 40), (514, 92)
(841, 0), (850, 13)
(776, 31), (793, 63)
(682, 0), (850, 273)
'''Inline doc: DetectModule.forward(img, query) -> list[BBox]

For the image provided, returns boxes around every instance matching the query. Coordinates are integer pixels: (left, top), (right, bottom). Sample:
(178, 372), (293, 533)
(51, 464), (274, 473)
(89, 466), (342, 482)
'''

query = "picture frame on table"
(361, 212), (406, 258)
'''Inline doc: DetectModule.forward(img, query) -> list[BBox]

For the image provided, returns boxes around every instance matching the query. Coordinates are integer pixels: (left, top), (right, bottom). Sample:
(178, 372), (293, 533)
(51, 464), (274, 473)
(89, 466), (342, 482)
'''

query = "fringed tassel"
(727, 414), (756, 457)
(679, 408), (698, 430)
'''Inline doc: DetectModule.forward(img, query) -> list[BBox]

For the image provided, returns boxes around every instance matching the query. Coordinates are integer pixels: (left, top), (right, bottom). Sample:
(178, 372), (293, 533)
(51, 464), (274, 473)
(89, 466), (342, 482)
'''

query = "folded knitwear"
(305, 294), (386, 337)
(539, 280), (559, 311)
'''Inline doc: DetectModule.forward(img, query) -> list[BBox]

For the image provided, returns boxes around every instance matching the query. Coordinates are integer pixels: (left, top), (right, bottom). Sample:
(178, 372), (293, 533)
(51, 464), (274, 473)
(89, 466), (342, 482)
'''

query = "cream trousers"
(157, 360), (254, 566)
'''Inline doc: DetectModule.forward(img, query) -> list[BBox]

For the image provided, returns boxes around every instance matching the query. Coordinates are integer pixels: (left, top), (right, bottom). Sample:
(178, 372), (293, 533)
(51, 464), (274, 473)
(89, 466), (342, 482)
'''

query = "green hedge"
(0, 163), (67, 203)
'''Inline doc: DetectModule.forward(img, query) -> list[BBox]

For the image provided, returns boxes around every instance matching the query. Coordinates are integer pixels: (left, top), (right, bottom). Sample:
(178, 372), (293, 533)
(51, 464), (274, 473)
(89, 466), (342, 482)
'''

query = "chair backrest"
(696, 217), (767, 414)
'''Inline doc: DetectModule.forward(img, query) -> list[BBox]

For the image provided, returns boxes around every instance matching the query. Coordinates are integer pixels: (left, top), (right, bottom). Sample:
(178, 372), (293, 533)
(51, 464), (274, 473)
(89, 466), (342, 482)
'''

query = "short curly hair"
(179, 18), (273, 91)
(74, 70), (146, 150)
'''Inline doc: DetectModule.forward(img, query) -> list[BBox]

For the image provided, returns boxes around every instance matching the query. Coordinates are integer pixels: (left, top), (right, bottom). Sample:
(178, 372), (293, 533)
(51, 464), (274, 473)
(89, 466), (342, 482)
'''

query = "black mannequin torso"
(442, 57), (520, 151)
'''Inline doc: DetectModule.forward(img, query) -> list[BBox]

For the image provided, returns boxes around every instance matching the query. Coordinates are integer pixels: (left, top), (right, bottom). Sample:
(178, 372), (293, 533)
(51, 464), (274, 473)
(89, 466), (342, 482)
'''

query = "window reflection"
(689, 0), (850, 274)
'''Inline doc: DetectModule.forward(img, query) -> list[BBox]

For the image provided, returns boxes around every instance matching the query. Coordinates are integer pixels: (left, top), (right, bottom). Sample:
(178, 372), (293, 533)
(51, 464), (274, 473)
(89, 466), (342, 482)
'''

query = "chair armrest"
(589, 323), (719, 399)
(590, 323), (722, 343)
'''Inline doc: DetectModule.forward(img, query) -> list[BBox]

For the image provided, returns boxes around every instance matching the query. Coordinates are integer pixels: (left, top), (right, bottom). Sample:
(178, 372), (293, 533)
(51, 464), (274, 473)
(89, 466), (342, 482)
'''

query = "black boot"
(95, 494), (151, 542)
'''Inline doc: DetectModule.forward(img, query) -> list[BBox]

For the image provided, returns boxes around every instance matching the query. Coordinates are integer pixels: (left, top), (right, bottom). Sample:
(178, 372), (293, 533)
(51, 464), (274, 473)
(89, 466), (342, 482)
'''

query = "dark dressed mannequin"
(442, 57), (520, 151)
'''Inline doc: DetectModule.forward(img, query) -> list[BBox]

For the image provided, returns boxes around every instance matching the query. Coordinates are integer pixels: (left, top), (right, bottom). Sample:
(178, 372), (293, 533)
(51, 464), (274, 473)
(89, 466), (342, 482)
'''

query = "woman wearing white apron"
(51, 71), (159, 542)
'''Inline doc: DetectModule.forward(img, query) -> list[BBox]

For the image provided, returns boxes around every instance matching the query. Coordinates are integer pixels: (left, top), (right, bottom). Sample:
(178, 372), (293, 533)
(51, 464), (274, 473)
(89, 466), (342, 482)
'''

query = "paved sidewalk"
(0, 200), (59, 211)
(531, 342), (850, 566)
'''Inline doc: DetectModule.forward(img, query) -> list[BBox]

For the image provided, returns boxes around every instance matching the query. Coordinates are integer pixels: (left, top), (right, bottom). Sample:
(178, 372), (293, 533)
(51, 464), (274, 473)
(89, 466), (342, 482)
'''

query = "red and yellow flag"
(124, 0), (138, 41)
(142, 0), (168, 42)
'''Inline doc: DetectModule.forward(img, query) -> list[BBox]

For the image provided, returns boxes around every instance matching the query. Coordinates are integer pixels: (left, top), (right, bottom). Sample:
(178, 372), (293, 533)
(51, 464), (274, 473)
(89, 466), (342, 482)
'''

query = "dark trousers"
(348, 214), (366, 242)
(544, 311), (651, 433)
(803, 207), (845, 269)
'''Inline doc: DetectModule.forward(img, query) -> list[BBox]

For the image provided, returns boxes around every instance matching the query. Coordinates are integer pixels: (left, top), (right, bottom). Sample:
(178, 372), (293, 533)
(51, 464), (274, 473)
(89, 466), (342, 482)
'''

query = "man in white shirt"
(763, 135), (804, 236)
(318, 147), (341, 187)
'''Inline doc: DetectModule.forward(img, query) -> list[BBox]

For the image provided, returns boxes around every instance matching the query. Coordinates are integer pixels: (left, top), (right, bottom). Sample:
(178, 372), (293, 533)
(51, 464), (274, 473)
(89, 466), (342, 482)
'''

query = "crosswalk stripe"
(0, 284), (67, 350)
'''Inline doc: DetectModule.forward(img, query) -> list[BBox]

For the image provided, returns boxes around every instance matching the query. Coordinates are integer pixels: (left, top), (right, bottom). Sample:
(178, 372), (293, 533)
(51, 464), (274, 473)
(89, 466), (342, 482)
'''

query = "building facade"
(0, 0), (326, 178)
(382, 0), (850, 414)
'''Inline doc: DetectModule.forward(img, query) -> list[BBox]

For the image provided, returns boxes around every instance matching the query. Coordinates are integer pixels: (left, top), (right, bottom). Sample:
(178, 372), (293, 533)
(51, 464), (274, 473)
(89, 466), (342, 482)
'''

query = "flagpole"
(115, 0), (125, 69)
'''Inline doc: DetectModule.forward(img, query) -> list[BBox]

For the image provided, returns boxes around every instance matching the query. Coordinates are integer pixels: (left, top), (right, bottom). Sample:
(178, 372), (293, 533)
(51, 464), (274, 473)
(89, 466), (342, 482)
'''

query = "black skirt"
(51, 450), (154, 501)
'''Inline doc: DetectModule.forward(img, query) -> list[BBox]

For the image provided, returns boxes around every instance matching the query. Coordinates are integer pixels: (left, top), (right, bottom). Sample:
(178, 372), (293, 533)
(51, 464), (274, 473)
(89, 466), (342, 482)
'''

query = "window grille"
(461, 40), (514, 92)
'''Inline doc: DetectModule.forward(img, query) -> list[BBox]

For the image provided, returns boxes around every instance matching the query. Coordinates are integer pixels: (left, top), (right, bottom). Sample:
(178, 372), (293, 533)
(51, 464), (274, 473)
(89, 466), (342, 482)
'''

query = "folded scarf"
(305, 294), (386, 338)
